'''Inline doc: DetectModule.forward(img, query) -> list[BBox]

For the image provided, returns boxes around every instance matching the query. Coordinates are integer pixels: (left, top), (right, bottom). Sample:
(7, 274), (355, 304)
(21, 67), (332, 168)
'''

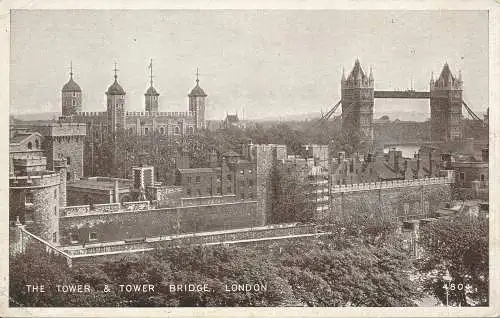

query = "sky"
(10, 10), (489, 121)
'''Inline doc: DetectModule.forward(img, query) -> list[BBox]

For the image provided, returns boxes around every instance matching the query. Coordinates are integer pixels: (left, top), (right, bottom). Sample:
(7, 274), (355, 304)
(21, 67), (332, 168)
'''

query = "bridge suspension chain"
(320, 100), (355, 123)
(462, 100), (486, 127)
(320, 100), (342, 121)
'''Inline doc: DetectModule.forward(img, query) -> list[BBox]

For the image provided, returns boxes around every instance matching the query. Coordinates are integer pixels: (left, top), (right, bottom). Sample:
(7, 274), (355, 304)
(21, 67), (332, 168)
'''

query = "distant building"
(175, 150), (257, 200)
(61, 62), (206, 138)
(341, 59), (375, 150)
(452, 148), (488, 189)
(224, 113), (240, 128)
(275, 154), (330, 219)
(429, 63), (463, 143)
(303, 144), (329, 168)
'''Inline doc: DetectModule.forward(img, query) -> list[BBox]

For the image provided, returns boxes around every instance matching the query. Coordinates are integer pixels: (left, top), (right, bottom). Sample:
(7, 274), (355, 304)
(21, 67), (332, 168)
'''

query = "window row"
(127, 126), (195, 136)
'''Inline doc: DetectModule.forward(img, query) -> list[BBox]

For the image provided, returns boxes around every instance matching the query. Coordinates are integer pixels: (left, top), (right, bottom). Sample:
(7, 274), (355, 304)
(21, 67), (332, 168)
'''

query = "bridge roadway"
(374, 91), (430, 99)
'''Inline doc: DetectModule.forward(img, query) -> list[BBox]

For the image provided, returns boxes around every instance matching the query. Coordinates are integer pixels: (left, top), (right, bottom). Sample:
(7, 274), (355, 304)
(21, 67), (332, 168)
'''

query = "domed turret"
(145, 59), (159, 112)
(107, 76), (126, 96)
(188, 68), (207, 129)
(62, 77), (81, 93)
(188, 80), (207, 97)
(106, 62), (127, 133)
(61, 62), (82, 116)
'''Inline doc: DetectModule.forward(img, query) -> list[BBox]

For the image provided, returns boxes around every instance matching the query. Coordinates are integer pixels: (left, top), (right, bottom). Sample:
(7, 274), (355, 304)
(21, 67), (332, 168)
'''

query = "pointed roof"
(437, 63), (455, 86)
(188, 68), (207, 97)
(107, 78), (126, 95)
(347, 59), (367, 82)
(62, 77), (82, 92)
(145, 85), (159, 96)
(62, 63), (81, 92)
(145, 59), (159, 96)
(107, 62), (126, 95)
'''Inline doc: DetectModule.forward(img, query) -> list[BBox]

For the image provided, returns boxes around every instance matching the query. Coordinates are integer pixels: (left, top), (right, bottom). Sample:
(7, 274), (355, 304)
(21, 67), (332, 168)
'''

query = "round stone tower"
(61, 62), (82, 116)
(9, 157), (61, 245)
(188, 68), (207, 129)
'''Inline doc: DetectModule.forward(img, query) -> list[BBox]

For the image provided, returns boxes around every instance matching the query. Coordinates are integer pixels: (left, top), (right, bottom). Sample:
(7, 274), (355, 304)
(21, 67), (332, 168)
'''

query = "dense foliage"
(416, 213), (489, 306)
(87, 120), (365, 181)
(10, 225), (422, 307)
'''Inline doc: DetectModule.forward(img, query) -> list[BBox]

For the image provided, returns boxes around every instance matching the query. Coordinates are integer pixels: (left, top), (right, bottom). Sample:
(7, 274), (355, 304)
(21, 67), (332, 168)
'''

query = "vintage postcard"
(1, 1), (498, 317)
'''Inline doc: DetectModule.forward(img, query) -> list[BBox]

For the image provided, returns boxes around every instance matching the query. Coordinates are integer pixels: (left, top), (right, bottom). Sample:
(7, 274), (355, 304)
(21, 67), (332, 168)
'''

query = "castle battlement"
(330, 177), (450, 193)
(61, 200), (151, 217)
(76, 111), (107, 117)
(126, 111), (195, 118)
(9, 171), (61, 188)
(35, 122), (87, 137)
(341, 78), (374, 89)
(12, 157), (47, 167)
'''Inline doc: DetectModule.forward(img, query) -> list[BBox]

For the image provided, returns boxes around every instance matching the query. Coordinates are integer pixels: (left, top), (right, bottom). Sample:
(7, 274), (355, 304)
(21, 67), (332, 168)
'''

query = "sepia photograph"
(2, 3), (497, 317)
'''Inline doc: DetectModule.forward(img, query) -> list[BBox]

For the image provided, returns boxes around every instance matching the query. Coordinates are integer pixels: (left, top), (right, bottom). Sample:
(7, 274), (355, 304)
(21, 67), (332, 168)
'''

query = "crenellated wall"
(180, 195), (237, 207)
(9, 172), (62, 244)
(126, 111), (195, 118)
(323, 182), (451, 222)
(330, 177), (450, 193)
(60, 201), (150, 217)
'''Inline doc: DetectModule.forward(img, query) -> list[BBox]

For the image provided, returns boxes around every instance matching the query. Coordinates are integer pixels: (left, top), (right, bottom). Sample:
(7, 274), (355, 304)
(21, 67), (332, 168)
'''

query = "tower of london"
(61, 61), (207, 138)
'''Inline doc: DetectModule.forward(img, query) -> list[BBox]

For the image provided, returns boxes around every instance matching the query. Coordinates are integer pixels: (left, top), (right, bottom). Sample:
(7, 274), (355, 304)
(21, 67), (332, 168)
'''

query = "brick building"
(175, 150), (257, 200)
(275, 155), (330, 219)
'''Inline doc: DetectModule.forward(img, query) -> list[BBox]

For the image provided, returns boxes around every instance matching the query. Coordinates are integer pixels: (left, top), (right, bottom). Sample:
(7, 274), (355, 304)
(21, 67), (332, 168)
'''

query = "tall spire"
(113, 61), (118, 81)
(196, 67), (200, 85)
(341, 67), (346, 81)
(149, 59), (154, 86)
(69, 61), (73, 79)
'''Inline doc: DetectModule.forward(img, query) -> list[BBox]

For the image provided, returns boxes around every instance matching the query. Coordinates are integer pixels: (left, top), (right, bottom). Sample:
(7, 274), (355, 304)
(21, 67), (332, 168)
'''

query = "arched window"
(144, 128), (149, 135)
(480, 174), (485, 182)
(27, 141), (32, 150)
(160, 127), (165, 135)
(175, 127), (180, 134)
(35, 139), (39, 149)
(189, 127), (194, 134)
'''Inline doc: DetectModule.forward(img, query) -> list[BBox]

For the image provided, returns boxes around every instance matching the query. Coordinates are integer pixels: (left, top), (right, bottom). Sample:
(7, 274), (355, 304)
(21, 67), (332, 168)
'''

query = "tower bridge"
(373, 90), (430, 99)
(321, 59), (485, 149)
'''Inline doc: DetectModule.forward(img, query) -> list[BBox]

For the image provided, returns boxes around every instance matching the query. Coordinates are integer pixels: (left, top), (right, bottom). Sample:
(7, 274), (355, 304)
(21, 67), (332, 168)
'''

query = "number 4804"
(442, 283), (477, 292)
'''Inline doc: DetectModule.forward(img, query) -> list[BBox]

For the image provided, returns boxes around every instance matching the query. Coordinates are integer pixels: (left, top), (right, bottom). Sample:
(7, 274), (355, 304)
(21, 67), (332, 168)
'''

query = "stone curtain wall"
(324, 183), (451, 222)
(180, 195), (237, 207)
(60, 201), (149, 217)
(59, 201), (259, 245)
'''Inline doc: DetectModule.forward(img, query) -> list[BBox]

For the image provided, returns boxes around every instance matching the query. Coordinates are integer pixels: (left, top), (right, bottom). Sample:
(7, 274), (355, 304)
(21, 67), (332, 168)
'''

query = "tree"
(416, 213), (488, 306)
(278, 237), (422, 306)
(272, 169), (314, 224)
